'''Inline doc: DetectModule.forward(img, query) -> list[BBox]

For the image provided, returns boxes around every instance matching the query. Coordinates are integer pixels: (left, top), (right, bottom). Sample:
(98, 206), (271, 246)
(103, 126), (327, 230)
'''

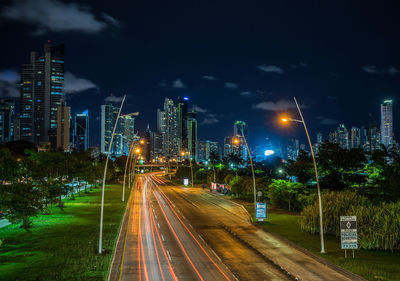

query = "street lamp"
(181, 150), (194, 187)
(239, 129), (257, 218)
(281, 96), (325, 253)
(122, 142), (135, 202)
(99, 95), (126, 255)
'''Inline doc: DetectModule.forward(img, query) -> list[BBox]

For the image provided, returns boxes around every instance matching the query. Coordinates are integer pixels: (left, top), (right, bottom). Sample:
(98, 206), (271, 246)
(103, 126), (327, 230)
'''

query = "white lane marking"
(157, 223), (160, 228)
(154, 214), (157, 219)
(161, 234), (165, 241)
(189, 223), (194, 229)
(211, 249), (222, 262)
(182, 215), (185, 219)
(166, 250), (172, 261)
(199, 235), (205, 242)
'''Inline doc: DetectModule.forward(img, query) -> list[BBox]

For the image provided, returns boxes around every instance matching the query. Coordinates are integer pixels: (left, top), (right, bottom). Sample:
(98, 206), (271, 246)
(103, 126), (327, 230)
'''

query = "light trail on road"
(116, 173), (236, 281)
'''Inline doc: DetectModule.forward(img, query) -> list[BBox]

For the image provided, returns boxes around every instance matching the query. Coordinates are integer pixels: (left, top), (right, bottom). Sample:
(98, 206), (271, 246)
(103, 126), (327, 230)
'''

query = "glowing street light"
(280, 96), (325, 253)
(139, 139), (145, 145)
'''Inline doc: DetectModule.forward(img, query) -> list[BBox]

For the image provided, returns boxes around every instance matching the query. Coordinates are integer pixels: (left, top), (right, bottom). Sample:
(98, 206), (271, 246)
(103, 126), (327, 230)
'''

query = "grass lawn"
(0, 183), (129, 281)
(239, 202), (400, 281)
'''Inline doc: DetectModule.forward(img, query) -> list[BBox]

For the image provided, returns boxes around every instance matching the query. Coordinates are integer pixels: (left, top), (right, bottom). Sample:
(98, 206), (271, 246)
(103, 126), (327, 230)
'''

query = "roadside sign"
(183, 178), (189, 186)
(255, 202), (267, 221)
(340, 216), (357, 250)
(257, 191), (262, 198)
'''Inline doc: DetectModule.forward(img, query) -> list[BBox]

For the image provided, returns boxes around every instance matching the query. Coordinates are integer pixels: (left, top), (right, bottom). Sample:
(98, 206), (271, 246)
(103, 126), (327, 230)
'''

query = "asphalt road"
(116, 174), (238, 281)
(112, 173), (361, 281)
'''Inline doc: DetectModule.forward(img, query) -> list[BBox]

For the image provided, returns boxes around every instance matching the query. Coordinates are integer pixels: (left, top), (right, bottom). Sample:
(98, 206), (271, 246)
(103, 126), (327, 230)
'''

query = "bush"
(300, 190), (400, 251)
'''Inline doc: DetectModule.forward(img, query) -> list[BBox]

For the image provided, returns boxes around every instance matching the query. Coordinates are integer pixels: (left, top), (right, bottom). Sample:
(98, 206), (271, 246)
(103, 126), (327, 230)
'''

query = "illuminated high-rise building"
(286, 138), (299, 160)
(224, 136), (233, 157)
(0, 99), (15, 143)
(350, 126), (361, 149)
(157, 98), (179, 158)
(74, 110), (89, 152)
(337, 124), (349, 149)
(101, 102), (119, 155)
(177, 96), (189, 153)
(369, 125), (381, 152)
(381, 99), (393, 148)
(20, 42), (64, 146)
(187, 111), (197, 161)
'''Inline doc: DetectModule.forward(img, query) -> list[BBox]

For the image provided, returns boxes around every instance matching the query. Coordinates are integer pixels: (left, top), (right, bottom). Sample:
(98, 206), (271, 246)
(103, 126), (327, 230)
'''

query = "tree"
(208, 150), (220, 182)
(317, 142), (367, 190)
(286, 150), (313, 184)
(0, 181), (43, 229)
(267, 179), (306, 211)
(0, 148), (19, 182)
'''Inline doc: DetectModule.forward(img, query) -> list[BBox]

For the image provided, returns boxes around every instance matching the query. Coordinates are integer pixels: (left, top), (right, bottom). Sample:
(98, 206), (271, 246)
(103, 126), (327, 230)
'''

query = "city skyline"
(0, 1), (399, 148)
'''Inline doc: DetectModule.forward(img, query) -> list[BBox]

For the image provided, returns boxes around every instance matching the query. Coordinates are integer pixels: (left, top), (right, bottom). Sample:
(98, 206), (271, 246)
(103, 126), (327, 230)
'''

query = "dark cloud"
(1, 0), (120, 35)
(172, 78), (186, 88)
(64, 72), (97, 94)
(225, 82), (238, 89)
(362, 65), (399, 75)
(0, 69), (19, 98)
(257, 64), (284, 74)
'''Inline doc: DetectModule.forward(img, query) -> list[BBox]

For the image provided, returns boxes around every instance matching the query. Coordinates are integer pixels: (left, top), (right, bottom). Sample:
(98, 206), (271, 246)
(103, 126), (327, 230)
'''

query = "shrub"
(300, 190), (400, 251)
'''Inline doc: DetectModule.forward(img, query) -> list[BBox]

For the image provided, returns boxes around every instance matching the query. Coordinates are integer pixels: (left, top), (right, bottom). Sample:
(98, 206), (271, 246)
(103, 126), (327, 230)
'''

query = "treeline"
(0, 141), (124, 229)
(173, 142), (400, 251)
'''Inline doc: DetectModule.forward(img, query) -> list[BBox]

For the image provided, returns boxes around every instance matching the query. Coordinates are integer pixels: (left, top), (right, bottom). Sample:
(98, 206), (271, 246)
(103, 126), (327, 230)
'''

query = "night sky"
(0, 0), (399, 149)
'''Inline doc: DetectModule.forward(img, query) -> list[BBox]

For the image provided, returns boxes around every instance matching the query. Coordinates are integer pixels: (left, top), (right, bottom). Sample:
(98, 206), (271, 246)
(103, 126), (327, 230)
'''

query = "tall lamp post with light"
(98, 95), (126, 255)
(235, 130), (257, 215)
(181, 150), (194, 187)
(281, 96), (325, 253)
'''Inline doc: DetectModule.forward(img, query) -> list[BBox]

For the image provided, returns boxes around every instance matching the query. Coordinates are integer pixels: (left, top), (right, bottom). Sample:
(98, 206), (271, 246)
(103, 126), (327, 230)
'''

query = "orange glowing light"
(139, 139), (145, 145)
(233, 138), (239, 144)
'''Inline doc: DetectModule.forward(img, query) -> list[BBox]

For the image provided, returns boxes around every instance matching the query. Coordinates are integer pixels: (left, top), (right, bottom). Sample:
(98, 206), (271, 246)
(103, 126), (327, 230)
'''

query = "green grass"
(242, 203), (400, 281)
(0, 183), (129, 281)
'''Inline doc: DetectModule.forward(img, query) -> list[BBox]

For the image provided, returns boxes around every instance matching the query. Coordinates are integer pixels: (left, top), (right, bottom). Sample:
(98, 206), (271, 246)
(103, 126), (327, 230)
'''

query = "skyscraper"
(56, 101), (70, 151)
(329, 131), (338, 144)
(20, 42), (64, 145)
(119, 114), (135, 155)
(187, 111), (197, 161)
(0, 99), (15, 143)
(157, 98), (179, 158)
(337, 124), (349, 149)
(177, 96), (189, 153)
(381, 99), (393, 147)
(369, 125), (381, 152)
(287, 138), (299, 160)
(101, 102), (119, 155)
(350, 126), (361, 149)
(223, 136), (233, 157)
(74, 110), (89, 152)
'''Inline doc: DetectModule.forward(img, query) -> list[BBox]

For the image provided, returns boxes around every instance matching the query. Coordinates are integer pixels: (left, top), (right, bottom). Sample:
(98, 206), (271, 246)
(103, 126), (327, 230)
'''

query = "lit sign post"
(255, 202), (267, 221)
(183, 178), (189, 186)
(340, 216), (358, 258)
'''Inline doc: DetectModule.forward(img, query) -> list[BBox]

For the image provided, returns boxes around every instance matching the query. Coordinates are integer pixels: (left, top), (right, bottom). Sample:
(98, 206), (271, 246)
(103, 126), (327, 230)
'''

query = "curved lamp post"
(281, 96), (325, 253)
(99, 95), (126, 254)
(239, 129), (257, 217)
